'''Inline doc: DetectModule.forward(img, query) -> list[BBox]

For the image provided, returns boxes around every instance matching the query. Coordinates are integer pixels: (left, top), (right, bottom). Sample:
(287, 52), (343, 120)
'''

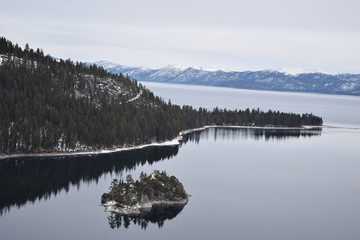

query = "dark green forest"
(0, 37), (323, 154)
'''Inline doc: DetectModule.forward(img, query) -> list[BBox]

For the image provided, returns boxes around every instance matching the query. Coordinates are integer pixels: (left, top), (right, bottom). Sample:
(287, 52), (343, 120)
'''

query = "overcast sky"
(1, 0), (359, 73)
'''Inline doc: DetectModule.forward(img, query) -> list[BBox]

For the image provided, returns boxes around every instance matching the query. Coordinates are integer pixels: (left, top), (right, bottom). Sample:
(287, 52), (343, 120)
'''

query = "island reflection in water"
(0, 127), (321, 219)
(107, 205), (186, 230)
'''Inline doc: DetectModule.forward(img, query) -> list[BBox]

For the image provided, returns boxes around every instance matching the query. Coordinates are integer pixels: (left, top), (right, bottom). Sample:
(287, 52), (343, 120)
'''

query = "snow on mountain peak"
(161, 64), (187, 71)
(138, 65), (150, 71)
(95, 60), (124, 69)
(187, 66), (219, 72)
(277, 68), (334, 76)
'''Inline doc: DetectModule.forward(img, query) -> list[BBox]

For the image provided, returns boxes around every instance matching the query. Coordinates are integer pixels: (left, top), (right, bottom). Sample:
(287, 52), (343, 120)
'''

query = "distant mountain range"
(93, 61), (360, 96)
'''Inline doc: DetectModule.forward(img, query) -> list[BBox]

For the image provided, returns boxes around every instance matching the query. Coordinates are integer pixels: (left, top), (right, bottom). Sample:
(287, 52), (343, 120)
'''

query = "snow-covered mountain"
(93, 61), (360, 96)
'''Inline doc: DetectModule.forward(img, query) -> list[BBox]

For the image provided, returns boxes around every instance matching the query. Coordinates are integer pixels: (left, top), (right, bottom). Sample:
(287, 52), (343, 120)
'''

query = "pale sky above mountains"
(1, 0), (359, 73)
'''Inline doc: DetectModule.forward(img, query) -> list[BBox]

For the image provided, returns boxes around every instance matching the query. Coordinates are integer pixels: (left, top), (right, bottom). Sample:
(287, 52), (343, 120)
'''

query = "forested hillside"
(0, 37), (322, 155)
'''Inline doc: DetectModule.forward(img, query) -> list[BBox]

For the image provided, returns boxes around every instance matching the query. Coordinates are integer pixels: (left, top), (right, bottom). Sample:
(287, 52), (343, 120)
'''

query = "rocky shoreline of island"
(102, 198), (189, 216)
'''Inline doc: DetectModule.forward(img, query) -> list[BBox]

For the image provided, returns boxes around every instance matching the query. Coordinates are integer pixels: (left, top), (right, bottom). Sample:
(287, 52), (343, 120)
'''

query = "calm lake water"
(142, 82), (360, 128)
(1, 83), (360, 240)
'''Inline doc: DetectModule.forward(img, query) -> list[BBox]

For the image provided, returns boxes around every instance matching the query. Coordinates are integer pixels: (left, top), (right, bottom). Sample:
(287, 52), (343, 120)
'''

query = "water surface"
(1, 84), (359, 240)
(141, 82), (360, 128)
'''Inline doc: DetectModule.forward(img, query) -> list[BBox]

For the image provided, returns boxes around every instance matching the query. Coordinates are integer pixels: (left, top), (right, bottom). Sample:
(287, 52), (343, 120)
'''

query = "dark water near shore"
(1, 84), (360, 240)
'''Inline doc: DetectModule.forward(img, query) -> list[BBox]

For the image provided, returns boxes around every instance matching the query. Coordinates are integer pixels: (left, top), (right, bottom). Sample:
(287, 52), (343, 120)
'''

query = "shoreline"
(0, 124), (356, 160)
(102, 198), (189, 216)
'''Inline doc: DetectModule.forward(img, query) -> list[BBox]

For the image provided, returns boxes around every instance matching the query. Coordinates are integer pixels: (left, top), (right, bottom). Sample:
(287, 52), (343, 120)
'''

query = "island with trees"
(101, 170), (189, 216)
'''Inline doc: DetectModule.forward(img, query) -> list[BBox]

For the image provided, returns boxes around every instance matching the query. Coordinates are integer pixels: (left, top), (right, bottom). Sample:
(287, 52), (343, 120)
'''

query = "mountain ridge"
(93, 60), (360, 96)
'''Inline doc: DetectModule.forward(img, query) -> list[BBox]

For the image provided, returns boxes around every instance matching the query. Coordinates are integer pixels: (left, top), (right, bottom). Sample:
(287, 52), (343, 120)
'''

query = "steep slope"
(0, 38), (194, 154)
(95, 61), (360, 96)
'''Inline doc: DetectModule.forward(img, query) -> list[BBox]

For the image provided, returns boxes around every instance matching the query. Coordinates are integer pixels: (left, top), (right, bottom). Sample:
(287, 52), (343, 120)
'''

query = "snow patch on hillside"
(127, 89), (142, 103)
(340, 82), (357, 90)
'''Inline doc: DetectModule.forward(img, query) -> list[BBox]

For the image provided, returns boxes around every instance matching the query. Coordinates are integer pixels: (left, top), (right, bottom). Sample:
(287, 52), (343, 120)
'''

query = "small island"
(101, 170), (189, 216)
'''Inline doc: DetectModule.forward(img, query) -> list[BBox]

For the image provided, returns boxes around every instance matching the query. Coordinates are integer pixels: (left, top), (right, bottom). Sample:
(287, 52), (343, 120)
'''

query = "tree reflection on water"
(0, 145), (179, 215)
(107, 205), (186, 230)
(184, 127), (321, 144)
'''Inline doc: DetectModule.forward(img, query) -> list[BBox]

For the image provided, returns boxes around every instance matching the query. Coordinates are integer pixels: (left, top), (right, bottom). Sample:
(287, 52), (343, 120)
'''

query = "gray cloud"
(1, 0), (359, 73)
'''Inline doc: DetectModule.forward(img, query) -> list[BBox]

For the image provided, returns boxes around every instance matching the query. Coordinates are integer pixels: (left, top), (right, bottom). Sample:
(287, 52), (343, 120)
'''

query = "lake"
(1, 83), (360, 240)
(141, 82), (360, 128)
